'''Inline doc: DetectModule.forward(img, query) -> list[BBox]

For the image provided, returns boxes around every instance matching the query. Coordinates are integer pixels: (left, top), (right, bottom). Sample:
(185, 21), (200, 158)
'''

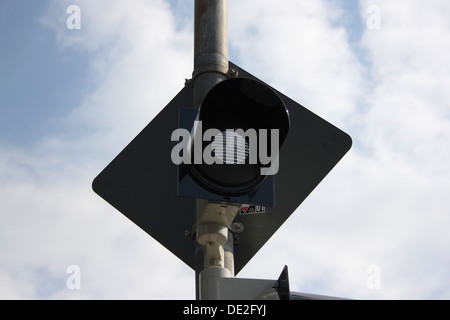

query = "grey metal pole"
(192, 0), (232, 300)
(193, 0), (228, 109)
(224, 230), (235, 277)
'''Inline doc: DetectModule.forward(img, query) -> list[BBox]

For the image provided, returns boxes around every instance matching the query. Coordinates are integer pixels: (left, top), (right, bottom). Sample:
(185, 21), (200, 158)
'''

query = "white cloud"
(228, 0), (450, 300)
(350, 1), (450, 299)
(228, 0), (365, 127)
(359, 1), (450, 176)
(1, 0), (194, 300)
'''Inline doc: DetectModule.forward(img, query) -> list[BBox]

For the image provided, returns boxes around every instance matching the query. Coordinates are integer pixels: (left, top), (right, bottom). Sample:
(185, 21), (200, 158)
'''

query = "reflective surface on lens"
(212, 130), (249, 165)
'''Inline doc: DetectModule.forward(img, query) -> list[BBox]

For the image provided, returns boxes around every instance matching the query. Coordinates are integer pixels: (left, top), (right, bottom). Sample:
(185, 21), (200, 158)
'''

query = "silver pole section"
(197, 202), (240, 300)
(193, 0), (228, 109)
(224, 230), (235, 277)
(192, 0), (234, 300)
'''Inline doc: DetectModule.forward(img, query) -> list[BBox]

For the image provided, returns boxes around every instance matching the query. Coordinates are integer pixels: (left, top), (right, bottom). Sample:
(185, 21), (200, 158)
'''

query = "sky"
(1, 0), (449, 300)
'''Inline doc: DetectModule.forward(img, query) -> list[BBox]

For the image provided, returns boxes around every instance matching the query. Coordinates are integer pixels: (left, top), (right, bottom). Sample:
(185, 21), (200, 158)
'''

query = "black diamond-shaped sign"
(92, 62), (352, 274)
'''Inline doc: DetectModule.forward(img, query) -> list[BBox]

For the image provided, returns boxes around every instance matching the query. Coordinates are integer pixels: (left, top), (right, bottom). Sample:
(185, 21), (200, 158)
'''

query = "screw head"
(230, 222), (244, 233)
(227, 68), (238, 78)
(184, 78), (193, 87)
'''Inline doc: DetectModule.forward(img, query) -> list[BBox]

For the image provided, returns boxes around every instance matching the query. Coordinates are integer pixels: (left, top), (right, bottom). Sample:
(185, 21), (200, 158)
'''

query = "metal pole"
(193, 0), (228, 109)
(224, 230), (235, 277)
(197, 202), (239, 300)
(192, 0), (231, 300)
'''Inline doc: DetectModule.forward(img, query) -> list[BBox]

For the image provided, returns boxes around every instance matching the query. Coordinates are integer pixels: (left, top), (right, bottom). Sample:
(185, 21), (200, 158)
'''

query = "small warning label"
(239, 205), (266, 215)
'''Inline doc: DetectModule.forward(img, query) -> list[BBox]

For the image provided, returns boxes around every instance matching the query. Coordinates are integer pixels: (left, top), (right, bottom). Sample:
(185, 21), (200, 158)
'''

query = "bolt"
(184, 78), (193, 87)
(184, 230), (191, 238)
(227, 68), (238, 78)
(231, 222), (244, 233)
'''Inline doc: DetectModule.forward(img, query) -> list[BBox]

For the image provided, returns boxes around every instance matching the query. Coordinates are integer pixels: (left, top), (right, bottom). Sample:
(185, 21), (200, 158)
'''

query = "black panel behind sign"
(92, 62), (352, 274)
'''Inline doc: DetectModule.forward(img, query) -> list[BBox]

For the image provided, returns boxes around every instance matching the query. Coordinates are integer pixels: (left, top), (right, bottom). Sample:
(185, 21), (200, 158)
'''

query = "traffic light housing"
(177, 78), (290, 207)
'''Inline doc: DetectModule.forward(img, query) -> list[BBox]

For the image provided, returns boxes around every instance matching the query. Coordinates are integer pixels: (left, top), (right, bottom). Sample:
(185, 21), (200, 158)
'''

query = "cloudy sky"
(1, 0), (449, 300)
